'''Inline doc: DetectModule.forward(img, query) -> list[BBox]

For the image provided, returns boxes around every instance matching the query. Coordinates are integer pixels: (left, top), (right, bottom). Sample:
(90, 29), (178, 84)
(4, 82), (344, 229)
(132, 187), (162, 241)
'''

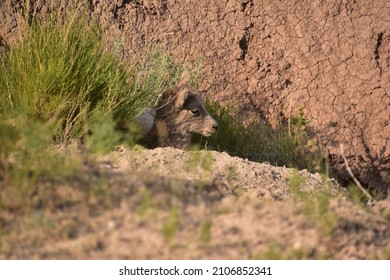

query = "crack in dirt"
(374, 32), (384, 75)
(237, 31), (250, 60)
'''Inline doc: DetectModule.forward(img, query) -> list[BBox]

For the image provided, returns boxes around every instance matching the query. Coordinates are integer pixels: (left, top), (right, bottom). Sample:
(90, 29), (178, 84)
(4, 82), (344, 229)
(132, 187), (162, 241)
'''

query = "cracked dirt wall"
(1, 0), (389, 194)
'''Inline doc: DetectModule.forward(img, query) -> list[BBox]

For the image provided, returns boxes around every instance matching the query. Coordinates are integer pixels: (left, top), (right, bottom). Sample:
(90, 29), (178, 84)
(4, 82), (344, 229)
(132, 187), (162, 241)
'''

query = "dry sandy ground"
(1, 146), (389, 259)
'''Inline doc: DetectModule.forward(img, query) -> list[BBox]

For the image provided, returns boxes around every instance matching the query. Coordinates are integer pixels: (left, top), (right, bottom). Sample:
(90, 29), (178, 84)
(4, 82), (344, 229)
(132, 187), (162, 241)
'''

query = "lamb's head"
(172, 86), (218, 137)
(137, 72), (218, 149)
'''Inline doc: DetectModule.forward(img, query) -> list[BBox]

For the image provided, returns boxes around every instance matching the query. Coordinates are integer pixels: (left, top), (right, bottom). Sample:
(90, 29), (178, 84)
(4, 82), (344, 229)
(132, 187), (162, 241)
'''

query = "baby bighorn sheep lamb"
(137, 72), (218, 149)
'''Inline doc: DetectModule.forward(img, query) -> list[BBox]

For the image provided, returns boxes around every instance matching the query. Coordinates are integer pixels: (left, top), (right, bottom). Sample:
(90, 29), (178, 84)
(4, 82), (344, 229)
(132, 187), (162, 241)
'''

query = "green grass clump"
(1, 15), (128, 142)
(0, 4), (190, 211)
(0, 10), (184, 144)
(193, 102), (325, 172)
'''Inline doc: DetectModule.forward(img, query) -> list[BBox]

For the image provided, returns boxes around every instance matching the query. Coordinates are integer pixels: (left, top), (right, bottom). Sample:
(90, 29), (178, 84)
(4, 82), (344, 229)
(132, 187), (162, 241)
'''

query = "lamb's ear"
(175, 88), (189, 108)
(176, 71), (191, 88)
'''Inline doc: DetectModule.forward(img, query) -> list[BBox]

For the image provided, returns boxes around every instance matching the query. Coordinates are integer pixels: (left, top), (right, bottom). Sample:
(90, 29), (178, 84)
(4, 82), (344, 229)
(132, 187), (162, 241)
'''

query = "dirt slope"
(1, 147), (389, 259)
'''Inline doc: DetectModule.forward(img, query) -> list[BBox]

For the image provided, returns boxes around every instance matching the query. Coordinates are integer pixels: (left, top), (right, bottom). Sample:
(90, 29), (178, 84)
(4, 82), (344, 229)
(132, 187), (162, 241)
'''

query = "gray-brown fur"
(138, 72), (218, 149)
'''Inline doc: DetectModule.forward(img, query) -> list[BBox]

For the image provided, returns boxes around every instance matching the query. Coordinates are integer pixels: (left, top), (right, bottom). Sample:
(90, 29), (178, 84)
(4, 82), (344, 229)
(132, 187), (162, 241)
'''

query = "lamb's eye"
(190, 109), (200, 115)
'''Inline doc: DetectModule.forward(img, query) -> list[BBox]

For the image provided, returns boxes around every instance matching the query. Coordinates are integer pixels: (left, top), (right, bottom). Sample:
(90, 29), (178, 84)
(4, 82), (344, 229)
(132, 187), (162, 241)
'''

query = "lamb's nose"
(212, 124), (218, 130)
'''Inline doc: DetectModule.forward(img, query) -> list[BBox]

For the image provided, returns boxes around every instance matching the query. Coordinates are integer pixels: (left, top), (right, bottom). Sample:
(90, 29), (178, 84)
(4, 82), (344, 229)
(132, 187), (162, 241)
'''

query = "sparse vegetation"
(161, 207), (181, 244)
(184, 149), (214, 175)
(347, 184), (371, 208)
(0, 2), (190, 151)
(0, 3), (187, 208)
(288, 170), (309, 201)
(138, 187), (155, 216)
(306, 190), (338, 238)
(0, 8), (187, 144)
(0, 116), (78, 211)
(192, 102), (326, 173)
(383, 249), (390, 260)
(252, 244), (330, 260)
(199, 220), (212, 247)
(226, 165), (238, 182)
(287, 170), (338, 238)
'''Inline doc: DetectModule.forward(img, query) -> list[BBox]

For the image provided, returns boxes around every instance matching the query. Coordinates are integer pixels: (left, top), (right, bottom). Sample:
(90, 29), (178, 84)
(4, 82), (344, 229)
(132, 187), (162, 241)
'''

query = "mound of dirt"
(1, 147), (389, 259)
(105, 147), (343, 201)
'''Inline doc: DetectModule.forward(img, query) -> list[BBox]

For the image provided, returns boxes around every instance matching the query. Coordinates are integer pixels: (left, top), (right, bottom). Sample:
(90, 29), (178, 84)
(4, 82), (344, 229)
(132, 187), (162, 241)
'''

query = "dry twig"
(340, 144), (375, 205)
